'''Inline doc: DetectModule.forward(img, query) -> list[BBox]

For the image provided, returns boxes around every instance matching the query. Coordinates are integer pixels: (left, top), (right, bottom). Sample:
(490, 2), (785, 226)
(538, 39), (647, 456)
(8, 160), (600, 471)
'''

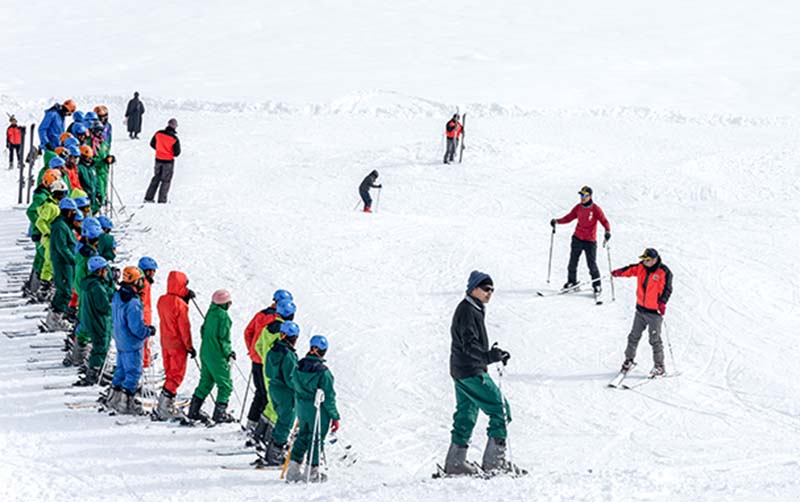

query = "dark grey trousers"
(624, 310), (664, 366)
(444, 138), (458, 162)
(145, 160), (174, 203)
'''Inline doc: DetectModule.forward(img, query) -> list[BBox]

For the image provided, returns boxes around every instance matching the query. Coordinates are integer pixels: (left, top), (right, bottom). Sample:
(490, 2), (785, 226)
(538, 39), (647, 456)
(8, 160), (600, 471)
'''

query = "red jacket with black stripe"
(616, 260), (673, 314)
(150, 127), (181, 162)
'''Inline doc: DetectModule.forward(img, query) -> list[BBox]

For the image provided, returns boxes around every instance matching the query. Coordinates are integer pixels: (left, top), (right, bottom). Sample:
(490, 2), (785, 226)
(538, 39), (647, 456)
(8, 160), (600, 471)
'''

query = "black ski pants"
(359, 188), (372, 210)
(8, 144), (22, 166)
(444, 138), (458, 163)
(567, 235), (601, 288)
(246, 361), (269, 422)
(145, 160), (174, 203)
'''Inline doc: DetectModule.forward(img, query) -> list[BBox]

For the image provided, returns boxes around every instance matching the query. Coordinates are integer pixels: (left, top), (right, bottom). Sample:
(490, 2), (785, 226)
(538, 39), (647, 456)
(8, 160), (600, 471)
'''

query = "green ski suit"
(77, 157), (98, 214)
(81, 272), (114, 369)
(290, 355), (340, 466)
(49, 215), (76, 313)
(93, 142), (111, 207)
(74, 240), (98, 344)
(26, 186), (50, 274)
(35, 197), (60, 281)
(254, 320), (283, 423)
(97, 232), (116, 262)
(265, 339), (298, 444)
(193, 303), (234, 403)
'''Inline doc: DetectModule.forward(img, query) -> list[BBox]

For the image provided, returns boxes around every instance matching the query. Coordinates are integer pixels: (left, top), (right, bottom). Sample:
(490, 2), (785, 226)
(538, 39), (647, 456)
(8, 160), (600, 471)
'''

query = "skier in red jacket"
(153, 270), (196, 421)
(443, 114), (462, 164)
(145, 118), (180, 203)
(551, 186), (611, 294)
(6, 115), (23, 169)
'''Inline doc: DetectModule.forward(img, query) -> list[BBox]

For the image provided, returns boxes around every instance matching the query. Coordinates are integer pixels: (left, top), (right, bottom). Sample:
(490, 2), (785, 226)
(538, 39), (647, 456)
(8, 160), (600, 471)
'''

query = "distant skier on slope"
(550, 185), (611, 295)
(358, 170), (382, 213)
(7, 115), (23, 169)
(125, 92), (145, 139)
(145, 118), (180, 203)
(443, 271), (523, 476)
(443, 113), (463, 164)
(611, 248), (673, 377)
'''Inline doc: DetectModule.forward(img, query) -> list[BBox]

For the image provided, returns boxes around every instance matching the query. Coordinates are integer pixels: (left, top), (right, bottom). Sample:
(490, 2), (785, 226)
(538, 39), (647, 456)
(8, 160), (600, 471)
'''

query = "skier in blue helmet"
(262, 320), (302, 466)
(138, 256), (159, 369)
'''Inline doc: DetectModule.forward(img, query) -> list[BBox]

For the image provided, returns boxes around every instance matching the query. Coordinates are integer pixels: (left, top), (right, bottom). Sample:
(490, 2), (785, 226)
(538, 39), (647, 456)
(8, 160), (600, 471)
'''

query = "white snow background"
(1, 1), (799, 501)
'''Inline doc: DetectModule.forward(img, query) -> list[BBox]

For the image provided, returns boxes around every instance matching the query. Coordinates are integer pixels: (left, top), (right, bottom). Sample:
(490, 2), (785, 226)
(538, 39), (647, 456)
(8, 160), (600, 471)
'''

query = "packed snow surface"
(1, 1), (799, 501)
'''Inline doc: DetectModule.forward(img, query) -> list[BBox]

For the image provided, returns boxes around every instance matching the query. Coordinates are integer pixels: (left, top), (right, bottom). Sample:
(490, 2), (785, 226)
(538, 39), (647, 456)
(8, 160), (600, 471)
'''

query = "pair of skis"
(536, 279), (604, 305)
(607, 364), (677, 389)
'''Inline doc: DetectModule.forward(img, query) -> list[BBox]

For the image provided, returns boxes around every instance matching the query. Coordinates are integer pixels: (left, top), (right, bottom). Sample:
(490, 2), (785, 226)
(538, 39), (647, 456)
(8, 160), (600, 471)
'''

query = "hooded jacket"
(157, 271), (194, 352)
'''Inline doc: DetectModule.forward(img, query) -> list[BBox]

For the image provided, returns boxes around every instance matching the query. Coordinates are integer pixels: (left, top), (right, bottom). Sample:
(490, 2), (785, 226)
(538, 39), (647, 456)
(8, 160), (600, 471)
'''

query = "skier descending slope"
(611, 248), (673, 377)
(443, 113), (463, 164)
(443, 271), (524, 476)
(358, 170), (382, 213)
(550, 186), (611, 297)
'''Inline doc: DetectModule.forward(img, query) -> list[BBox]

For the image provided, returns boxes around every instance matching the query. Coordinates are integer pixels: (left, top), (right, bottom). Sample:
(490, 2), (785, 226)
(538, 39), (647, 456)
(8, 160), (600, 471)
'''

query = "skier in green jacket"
(45, 198), (78, 332)
(74, 256), (115, 386)
(187, 289), (237, 424)
(23, 170), (60, 299)
(285, 335), (340, 483)
(262, 321), (301, 466)
(97, 216), (116, 262)
(35, 179), (69, 296)
(77, 145), (99, 214)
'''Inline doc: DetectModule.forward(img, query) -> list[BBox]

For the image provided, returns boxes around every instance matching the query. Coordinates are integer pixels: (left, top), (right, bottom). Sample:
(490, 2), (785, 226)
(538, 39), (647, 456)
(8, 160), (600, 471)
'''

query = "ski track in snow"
(1, 100), (799, 502)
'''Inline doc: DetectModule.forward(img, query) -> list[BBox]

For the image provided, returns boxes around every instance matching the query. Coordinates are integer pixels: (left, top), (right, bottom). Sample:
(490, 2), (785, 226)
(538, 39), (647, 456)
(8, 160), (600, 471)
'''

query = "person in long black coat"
(125, 92), (145, 139)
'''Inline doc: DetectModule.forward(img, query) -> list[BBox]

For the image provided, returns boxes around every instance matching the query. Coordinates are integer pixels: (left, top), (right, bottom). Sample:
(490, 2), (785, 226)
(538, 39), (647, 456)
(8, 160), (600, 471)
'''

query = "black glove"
(188, 347), (197, 359)
(147, 326), (156, 337)
(488, 343), (511, 366)
(31, 233), (41, 242)
(604, 231), (611, 243)
(45, 143), (53, 151)
(228, 351), (236, 361)
(183, 289), (196, 302)
(550, 218), (557, 228)
(377, 184), (383, 189)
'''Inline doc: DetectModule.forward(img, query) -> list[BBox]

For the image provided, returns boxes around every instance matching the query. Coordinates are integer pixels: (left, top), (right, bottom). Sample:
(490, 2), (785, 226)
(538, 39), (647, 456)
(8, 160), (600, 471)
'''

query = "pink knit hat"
(211, 289), (232, 305)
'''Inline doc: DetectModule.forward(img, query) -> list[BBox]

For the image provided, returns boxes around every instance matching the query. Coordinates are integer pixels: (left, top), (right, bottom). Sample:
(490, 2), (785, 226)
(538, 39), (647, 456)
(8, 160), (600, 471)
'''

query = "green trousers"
(269, 384), (296, 444)
(96, 168), (108, 206)
(261, 371), (278, 423)
(451, 372), (511, 446)
(193, 359), (233, 403)
(290, 398), (331, 466)
(51, 262), (74, 313)
(88, 329), (110, 369)
(33, 241), (44, 274)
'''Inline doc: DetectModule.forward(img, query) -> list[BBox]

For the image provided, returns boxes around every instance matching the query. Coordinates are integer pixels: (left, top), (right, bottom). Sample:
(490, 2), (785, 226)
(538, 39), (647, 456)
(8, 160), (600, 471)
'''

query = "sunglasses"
(579, 192), (591, 197)
(98, 114), (108, 118)
(479, 285), (495, 293)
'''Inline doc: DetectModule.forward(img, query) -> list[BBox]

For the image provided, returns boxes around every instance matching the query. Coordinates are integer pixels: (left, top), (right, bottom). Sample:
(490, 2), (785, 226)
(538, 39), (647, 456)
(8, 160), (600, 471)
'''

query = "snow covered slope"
(2, 1), (800, 501)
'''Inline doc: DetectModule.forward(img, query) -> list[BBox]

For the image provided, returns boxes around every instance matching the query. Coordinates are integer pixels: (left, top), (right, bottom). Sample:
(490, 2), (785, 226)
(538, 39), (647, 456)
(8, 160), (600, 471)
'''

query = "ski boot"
(264, 439), (287, 466)
(561, 281), (578, 292)
(243, 419), (258, 434)
(285, 460), (304, 483)
(46, 311), (72, 332)
(63, 342), (89, 367)
(444, 443), (480, 476)
(246, 416), (275, 450)
(74, 367), (99, 387)
(153, 388), (186, 421)
(211, 401), (236, 424)
(187, 395), (211, 424)
(649, 365), (666, 377)
(481, 437), (526, 476)
(35, 281), (52, 303)
(621, 358), (635, 373)
(105, 386), (126, 413)
(308, 464), (327, 483)
(363, 206), (372, 213)
(121, 390), (146, 415)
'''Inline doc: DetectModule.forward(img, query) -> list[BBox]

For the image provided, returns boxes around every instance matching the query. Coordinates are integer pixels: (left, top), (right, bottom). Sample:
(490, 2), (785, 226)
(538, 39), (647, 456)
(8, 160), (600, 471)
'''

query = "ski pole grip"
(314, 389), (325, 408)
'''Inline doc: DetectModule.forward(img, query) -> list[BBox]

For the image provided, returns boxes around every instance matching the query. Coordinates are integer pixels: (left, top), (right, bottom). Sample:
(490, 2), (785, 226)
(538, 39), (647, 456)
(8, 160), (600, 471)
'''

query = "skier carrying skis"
(611, 248), (673, 377)
(74, 256), (115, 387)
(285, 335), (340, 483)
(187, 289), (237, 424)
(550, 186), (611, 295)
(7, 115), (23, 169)
(154, 271), (196, 421)
(138, 256), (158, 369)
(145, 118), (180, 203)
(108, 266), (156, 415)
(443, 113), (463, 164)
(358, 170), (381, 213)
(444, 270), (521, 476)
(125, 92), (145, 139)
(263, 320), (301, 466)
(243, 289), (293, 434)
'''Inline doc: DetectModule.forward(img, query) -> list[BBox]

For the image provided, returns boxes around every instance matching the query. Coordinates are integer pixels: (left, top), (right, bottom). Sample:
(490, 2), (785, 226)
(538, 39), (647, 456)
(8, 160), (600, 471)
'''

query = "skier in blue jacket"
(108, 266), (156, 415)
(39, 100), (76, 168)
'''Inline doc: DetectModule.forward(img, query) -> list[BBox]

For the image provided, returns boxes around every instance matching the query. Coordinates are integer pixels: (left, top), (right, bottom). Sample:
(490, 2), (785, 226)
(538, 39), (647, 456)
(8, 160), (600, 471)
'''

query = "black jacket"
(359, 172), (380, 193)
(449, 296), (490, 379)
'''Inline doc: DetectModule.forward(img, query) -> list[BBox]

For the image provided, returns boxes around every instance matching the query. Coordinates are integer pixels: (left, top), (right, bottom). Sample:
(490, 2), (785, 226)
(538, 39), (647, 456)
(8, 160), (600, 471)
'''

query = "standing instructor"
(145, 118), (181, 204)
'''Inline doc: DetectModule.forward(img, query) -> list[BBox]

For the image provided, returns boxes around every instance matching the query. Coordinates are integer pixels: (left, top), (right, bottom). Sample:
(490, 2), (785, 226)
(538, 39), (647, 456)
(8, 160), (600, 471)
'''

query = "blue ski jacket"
(112, 285), (151, 351)
(39, 104), (65, 150)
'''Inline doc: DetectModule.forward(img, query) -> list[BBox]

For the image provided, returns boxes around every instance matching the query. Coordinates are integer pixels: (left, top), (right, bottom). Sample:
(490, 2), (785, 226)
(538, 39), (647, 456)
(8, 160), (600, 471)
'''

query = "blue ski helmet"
(72, 111), (85, 123)
(49, 156), (66, 168)
(83, 111), (99, 122)
(138, 256), (158, 271)
(97, 215), (113, 230)
(74, 196), (90, 208)
(63, 137), (80, 149)
(59, 198), (77, 211)
(309, 335), (328, 351)
(276, 300), (296, 318)
(280, 321), (300, 338)
(82, 218), (103, 239)
(74, 211), (84, 222)
(87, 256), (108, 273)
(273, 289), (293, 303)
(73, 123), (88, 136)
(66, 144), (81, 157)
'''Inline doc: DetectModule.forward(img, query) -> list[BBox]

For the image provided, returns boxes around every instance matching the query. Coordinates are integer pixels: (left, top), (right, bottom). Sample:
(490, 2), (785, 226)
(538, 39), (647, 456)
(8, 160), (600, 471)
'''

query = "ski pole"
(280, 420), (300, 479)
(606, 244), (616, 302)
(191, 297), (206, 319)
(307, 389), (325, 482)
(496, 365), (513, 466)
(238, 367), (252, 424)
(546, 226), (555, 284)
(663, 319), (677, 376)
(353, 199), (361, 211)
(375, 187), (381, 213)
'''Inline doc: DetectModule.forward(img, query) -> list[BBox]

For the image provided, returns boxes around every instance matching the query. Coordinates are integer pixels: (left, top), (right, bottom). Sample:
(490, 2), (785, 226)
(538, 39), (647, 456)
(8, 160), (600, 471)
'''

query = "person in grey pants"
(611, 248), (673, 376)
(145, 119), (181, 203)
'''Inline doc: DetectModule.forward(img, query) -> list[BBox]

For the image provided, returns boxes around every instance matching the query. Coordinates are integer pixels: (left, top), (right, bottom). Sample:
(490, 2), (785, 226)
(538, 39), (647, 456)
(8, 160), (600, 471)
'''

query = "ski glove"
(228, 351), (236, 362)
(147, 326), (156, 337)
(658, 302), (666, 316)
(331, 420), (340, 433)
(611, 269), (623, 278)
(183, 289), (196, 302)
(188, 347), (197, 359)
(550, 218), (557, 228)
(603, 232), (611, 244)
(488, 343), (511, 366)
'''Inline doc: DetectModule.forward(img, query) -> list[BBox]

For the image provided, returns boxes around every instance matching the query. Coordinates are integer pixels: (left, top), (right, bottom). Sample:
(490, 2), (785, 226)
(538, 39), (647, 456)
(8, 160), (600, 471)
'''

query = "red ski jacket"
(615, 260), (673, 314)
(64, 163), (82, 191)
(156, 271), (193, 352)
(244, 307), (277, 363)
(7, 125), (22, 146)
(142, 277), (153, 325)
(445, 119), (462, 139)
(556, 202), (610, 242)
(150, 127), (180, 162)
